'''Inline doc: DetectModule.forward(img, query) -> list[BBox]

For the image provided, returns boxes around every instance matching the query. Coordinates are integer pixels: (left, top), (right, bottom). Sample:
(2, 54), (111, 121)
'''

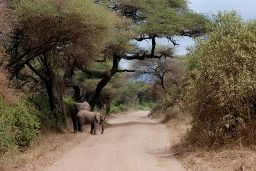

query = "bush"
(31, 93), (55, 130)
(161, 106), (181, 123)
(109, 105), (120, 114)
(185, 12), (256, 147)
(149, 58), (186, 121)
(0, 98), (40, 155)
(139, 101), (156, 110)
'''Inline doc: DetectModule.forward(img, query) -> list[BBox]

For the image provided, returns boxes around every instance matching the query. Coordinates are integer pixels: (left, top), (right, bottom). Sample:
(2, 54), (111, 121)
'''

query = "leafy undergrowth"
(1, 129), (90, 171)
(165, 111), (256, 171)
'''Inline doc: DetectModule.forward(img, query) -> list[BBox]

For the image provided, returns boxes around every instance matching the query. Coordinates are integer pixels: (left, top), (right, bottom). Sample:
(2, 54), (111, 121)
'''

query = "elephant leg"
(71, 113), (78, 133)
(93, 119), (97, 135)
(77, 117), (83, 132)
(101, 123), (104, 134)
(90, 120), (97, 135)
(90, 123), (94, 134)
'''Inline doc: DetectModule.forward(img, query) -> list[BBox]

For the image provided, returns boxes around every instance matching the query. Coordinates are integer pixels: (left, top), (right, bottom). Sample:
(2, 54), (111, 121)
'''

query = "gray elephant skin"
(77, 110), (104, 135)
(69, 101), (104, 134)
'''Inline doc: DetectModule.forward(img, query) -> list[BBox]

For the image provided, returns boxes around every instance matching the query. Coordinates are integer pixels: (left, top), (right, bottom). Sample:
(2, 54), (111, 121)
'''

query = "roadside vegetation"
(0, 0), (206, 166)
(151, 11), (256, 148)
(149, 11), (256, 170)
(4, 0), (256, 170)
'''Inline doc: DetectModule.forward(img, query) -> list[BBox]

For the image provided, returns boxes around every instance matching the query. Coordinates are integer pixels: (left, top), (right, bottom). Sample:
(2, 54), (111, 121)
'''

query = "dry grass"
(175, 148), (256, 171)
(1, 130), (91, 171)
(167, 111), (256, 171)
(0, 0), (12, 34)
(0, 68), (17, 103)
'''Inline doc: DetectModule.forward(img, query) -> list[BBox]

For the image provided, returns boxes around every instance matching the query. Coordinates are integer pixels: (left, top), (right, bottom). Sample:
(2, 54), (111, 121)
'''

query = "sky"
(174, 0), (256, 55)
(189, 0), (256, 20)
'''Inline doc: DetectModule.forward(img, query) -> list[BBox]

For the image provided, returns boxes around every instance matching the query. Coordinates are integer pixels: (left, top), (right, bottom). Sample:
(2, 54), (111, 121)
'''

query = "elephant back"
(77, 110), (96, 123)
(74, 101), (91, 111)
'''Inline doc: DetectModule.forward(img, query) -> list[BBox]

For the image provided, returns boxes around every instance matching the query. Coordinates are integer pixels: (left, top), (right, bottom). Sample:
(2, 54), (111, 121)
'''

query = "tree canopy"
(1, 0), (208, 130)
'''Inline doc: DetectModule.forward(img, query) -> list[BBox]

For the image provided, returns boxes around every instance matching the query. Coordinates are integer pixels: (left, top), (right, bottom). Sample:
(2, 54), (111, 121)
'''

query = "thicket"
(0, 69), (39, 155)
(148, 58), (186, 122)
(111, 81), (155, 113)
(0, 1), (40, 157)
(185, 12), (256, 147)
(0, 99), (40, 154)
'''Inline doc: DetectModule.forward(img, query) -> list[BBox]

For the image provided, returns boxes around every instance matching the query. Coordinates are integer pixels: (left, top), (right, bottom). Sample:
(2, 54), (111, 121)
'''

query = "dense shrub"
(149, 59), (186, 122)
(29, 93), (55, 130)
(0, 98), (40, 155)
(109, 105), (120, 114)
(185, 12), (256, 147)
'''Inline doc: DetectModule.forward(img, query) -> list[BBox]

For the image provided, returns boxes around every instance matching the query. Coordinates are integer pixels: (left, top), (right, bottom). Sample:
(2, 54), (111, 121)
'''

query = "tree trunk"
(45, 77), (66, 131)
(73, 85), (82, 102)
(90, 75), (111, 111)
(43, 54), (67, 131)
(89, 54), (120, 111)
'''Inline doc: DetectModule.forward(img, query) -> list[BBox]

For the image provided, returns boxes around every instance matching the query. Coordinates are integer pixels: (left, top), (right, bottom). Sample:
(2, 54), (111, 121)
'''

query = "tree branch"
(26, 62), (48, 82)
(76, 65), (106, 79)
(120, 53), (165, 60)
(117, 69), (136, 73)
(166, 36), (179, 46)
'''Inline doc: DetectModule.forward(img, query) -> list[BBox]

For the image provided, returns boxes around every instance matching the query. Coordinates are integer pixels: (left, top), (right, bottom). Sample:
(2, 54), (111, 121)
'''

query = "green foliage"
(103, 75), (155, 113)
(0, 98), (40, 155)
(139, 101), (156, 110)
(64, 97), (76, 118)
(30, 93), (57, 130)
(0, 100), (18, 155)
(63, 97), (74, 111)
(14, 0), (120, 67)
(136, 0), (208, 35)
(109, 105), (120, 114)
(185, 12), (256, 147)
(13, 100), (40, 147)
(105, 0), (208, 36)
(32, 93), (51, 115)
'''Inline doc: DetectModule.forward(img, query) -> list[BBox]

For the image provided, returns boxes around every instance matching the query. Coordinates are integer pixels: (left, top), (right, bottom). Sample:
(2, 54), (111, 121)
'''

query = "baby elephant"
(77, 110), (104, 135)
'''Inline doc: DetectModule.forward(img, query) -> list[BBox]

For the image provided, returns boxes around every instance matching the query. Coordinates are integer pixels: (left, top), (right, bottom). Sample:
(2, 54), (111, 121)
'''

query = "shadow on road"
(148, 148), (177, 161)
(109, 121), (159, 128)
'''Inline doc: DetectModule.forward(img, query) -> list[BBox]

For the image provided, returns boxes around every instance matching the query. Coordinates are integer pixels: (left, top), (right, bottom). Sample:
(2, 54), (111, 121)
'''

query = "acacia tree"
(133, 46), (175, 92)
(5, 0), (117, 129)
(78, 0), (208, 110)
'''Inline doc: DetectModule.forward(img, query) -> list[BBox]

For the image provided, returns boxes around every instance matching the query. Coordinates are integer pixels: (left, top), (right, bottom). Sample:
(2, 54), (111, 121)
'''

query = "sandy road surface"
(44, 111), (184, 171)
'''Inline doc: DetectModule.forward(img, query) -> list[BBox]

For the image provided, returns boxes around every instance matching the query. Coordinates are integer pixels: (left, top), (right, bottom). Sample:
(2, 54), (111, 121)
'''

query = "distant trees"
(134, 57), (175, 92)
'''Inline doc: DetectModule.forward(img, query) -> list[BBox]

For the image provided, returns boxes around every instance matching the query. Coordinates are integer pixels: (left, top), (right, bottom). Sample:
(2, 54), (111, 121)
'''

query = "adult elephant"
(69, 101), (104, 134)
(68, 101), (91, 133)
(77, 110), (104, 134)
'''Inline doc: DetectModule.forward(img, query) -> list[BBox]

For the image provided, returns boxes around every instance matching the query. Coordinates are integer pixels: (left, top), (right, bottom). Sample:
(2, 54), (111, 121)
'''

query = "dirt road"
(44, 111), (184, 171)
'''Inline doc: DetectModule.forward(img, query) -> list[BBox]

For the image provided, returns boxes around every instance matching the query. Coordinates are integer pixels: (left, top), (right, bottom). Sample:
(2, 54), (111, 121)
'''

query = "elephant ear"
(95, 115), (101, 124)
(82, 101), (91, 111)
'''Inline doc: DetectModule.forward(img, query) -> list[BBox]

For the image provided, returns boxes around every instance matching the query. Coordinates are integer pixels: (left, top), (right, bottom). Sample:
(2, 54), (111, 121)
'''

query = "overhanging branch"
(76, 65), (106, 79)
(117, 69), (136, 73)
(120, 53), (167, 60)
(26, 62), (48, 82)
